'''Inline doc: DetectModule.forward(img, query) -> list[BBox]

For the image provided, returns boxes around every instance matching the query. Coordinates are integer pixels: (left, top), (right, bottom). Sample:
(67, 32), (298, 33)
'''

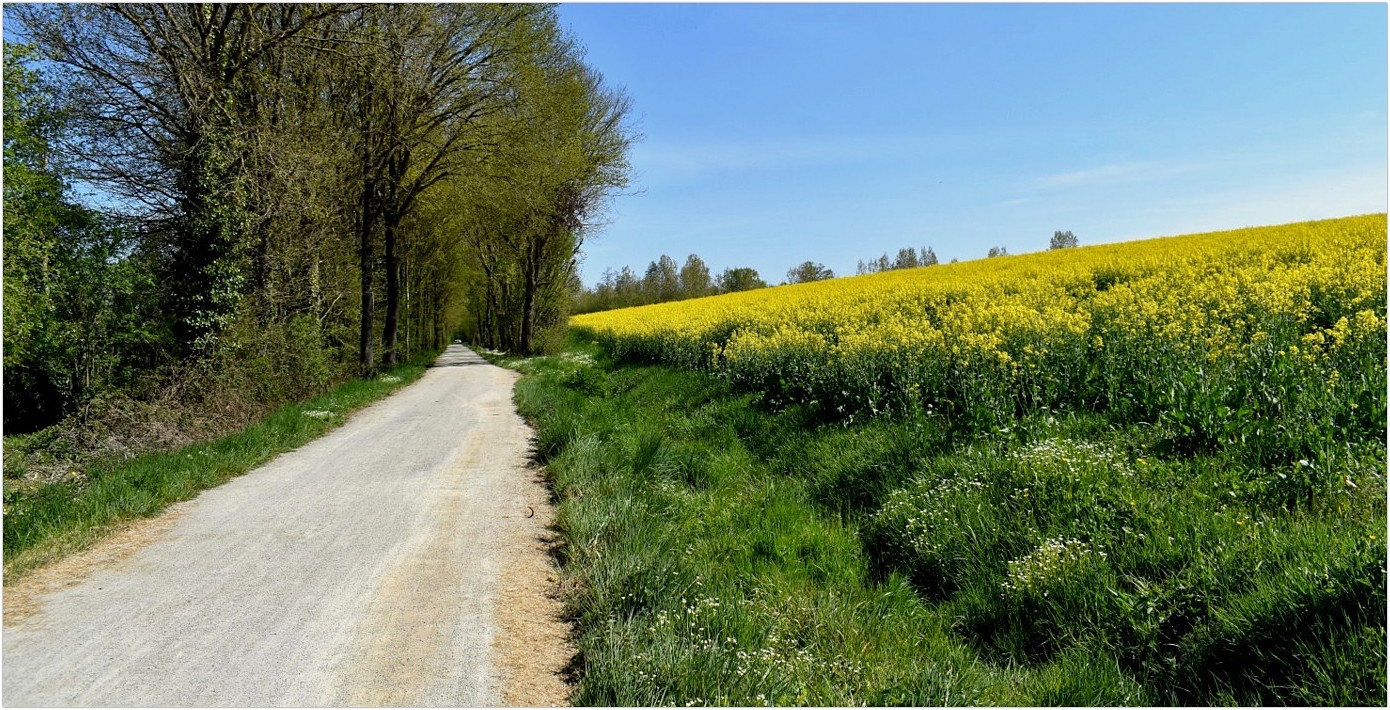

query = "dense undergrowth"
(505, 332), (1385, 706)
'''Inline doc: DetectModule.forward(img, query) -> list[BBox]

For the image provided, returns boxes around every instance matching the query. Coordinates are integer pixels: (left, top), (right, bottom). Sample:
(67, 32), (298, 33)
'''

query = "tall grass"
(506, 332), (1384, 705)
(541, 218), (1386, 705)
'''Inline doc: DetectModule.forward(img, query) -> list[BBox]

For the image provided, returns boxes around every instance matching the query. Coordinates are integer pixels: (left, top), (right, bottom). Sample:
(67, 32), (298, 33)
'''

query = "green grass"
(500, 332), (1385, 706)
(3, 354), (436, 582)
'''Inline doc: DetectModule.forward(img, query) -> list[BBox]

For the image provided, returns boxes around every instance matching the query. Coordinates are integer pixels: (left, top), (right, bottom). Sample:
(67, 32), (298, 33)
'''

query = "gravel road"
(3, 345), (564, 707)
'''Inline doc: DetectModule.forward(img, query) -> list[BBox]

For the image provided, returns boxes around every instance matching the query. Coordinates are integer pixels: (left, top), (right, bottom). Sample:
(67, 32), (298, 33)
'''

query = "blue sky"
(557, 3), (1387, 286)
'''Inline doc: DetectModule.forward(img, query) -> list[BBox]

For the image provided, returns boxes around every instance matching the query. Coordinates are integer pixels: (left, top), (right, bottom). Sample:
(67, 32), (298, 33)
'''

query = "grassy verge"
(502, 333), (1385, 706)
(3, 354), (436, 582)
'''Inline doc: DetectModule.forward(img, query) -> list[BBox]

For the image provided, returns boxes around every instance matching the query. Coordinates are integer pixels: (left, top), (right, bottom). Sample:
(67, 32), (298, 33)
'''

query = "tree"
(5, 40), (84, 429)
(13, 4), (347, 353)
(893, 247), (920, 270)
(644, 254), (680, 303)
(717, 267), (767, 293)
(987, 246), (1008, 258)
(449, 8), (633, 353)
(857, 255), (881, 275)
(613, 266), (641, 306)
(505, 28), (633, 353)
(679, 254), (712, 298)
(3, 41), (167, 432)
(341, 4), (544, 367)
(787, 261), (834, 284)
(922, 246), (939, 266)
(1050, 230), (1079, 250)
(6, 2), (630, 447)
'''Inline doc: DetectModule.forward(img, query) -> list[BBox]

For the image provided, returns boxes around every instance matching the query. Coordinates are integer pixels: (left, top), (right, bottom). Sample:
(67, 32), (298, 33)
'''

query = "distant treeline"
(574, 255), (769, 314)
(859, 233), (1078, 273)
(3, 5), (632, 457)
(575, 234), (1080, 316)
(856, 245), (940, 275)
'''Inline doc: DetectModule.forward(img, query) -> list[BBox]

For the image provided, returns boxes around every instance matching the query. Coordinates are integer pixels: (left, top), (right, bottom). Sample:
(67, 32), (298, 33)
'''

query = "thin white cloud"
(1031, 162), (1153, 190)
(1028, 159), (1224, 191)
(992, 160), (1200, 209)
(634, 134), (927, 183)
(1085, 164), (1386, 245)
(1164, 165), (1387, 229)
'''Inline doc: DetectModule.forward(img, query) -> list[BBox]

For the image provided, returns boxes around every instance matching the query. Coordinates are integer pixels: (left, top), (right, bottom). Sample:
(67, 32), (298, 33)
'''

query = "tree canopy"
(573, 253), (768, 314)
(1050, 230), (1080, 250)
(786, 260), (834, 284)
(3, 4), (634, 438)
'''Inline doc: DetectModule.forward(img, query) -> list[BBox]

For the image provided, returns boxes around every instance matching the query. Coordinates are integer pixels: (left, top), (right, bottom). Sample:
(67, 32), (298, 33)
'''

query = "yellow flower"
(574, 215), (1386, 421)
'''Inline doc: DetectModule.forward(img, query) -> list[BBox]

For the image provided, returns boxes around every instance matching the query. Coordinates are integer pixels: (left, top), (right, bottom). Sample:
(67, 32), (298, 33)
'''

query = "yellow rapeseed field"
(574, 214), (1386, 443)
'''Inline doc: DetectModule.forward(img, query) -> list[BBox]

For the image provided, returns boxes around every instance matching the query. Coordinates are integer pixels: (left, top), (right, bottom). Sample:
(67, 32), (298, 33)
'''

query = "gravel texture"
(3, 345), (566, 707)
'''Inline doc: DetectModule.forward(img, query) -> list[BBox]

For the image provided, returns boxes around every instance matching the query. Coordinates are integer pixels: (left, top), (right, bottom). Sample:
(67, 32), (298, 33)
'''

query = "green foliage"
(575, 257), (770, 314)
(870, 415), (1385, 704)
(449, 8), (634, 355)
(3, 42), (173, 432)
(512, 350), (1011, 705)
(166, 117), (253, 352)
(785, 260), (835, 284)
(513, 333), (1385, 706)
(194, 313), (347, 412)
(679, 254), (714, 298)
(1050, 230), (1079, 250)
(5, 5), (630, 471)
(718, 266), (769, 293)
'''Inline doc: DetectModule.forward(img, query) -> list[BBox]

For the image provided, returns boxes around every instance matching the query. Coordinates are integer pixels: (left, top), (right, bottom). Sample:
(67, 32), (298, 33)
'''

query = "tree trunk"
(382, 212), (401, 368)
(358, 180), (377, 374)
(168, 119), (250, 354)
(520, 264), (538, 354)
(519, 230), (551, 354)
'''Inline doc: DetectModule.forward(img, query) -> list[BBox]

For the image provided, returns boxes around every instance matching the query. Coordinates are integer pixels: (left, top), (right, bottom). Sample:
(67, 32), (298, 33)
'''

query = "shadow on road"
(431, 346), (488, 368)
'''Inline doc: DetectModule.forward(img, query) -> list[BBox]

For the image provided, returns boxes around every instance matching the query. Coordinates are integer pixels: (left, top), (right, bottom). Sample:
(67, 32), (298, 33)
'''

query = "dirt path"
(3, 345), (572, 707)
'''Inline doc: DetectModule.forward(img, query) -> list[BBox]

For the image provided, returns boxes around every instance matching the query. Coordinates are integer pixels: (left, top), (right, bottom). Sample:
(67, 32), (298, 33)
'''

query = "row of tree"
(573, 254), (770, 313)
(856, 246), (939, 275)
(573, 231), (1083, 317)
(4, 4), (633, 434)
(989, 231), (1080, 259)
(865, 232), (1077, 272)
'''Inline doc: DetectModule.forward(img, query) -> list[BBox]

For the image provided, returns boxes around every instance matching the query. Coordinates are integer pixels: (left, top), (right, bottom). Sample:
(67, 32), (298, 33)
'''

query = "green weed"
(511, 332), (1385, 705)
